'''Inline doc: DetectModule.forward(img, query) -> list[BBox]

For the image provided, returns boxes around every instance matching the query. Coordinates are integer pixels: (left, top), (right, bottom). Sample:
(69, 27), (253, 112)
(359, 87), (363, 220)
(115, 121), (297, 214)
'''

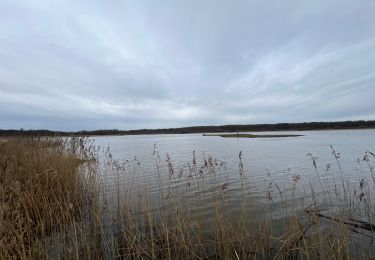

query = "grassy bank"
(1, 138), (374, 259)
(0, 138), (90, 258)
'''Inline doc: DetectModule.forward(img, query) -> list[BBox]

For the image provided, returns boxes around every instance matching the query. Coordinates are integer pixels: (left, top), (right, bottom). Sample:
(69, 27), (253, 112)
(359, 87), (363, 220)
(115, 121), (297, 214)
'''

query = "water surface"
(93, 129), (375, 250)
(94, 129), (375, 186)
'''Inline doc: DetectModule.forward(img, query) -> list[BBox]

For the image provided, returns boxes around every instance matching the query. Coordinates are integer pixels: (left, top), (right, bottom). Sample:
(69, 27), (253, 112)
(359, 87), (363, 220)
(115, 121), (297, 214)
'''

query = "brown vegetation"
(0, 138), (90, 258)
(1, 137), (375, 259)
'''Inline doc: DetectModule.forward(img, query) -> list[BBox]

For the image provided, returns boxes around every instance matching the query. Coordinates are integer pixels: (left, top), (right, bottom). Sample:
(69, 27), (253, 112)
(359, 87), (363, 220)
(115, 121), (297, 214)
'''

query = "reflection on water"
(93, 129), (375, 256)
(95, 129), (375, 185)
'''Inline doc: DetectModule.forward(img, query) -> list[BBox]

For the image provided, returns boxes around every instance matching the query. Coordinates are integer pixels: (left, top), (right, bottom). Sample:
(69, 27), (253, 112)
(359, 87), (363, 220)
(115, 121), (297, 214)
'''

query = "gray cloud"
(0, 0), (375, 130)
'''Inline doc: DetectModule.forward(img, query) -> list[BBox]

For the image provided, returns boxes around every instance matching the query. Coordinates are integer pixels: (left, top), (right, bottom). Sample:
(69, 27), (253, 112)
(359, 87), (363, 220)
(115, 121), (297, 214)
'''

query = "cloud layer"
(1, 0), (375, 130)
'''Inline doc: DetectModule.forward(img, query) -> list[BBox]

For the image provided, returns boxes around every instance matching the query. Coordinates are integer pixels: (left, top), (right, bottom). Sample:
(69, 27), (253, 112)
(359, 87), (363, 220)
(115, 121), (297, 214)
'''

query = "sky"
(1, 0), (375, 131)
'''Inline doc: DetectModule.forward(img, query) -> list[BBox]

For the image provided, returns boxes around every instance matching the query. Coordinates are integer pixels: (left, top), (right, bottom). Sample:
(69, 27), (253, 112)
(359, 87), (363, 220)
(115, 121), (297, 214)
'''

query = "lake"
(94, 129), (375, 188)
(90, 129), (375, 255)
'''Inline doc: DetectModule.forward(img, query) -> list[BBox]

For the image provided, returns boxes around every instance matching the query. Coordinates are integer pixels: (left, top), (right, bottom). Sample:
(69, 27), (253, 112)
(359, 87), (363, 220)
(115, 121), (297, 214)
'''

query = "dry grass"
(0, 138), (87, 258)
(1, 137), (375, 259)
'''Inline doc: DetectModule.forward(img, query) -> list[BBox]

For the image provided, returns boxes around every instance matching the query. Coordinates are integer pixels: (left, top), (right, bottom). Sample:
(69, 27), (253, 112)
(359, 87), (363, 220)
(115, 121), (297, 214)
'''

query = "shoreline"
(1, 120), (375, 137)
(1, 126), (375, 138)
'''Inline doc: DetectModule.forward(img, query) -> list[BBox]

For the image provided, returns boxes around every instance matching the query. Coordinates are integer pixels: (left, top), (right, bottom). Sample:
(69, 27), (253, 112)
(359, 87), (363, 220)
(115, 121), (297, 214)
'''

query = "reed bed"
(1, 137), (375, 259)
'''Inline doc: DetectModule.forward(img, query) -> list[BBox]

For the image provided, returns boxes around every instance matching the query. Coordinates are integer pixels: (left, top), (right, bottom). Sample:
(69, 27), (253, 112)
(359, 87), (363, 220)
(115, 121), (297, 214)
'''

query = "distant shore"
(1, 120), (375, 137)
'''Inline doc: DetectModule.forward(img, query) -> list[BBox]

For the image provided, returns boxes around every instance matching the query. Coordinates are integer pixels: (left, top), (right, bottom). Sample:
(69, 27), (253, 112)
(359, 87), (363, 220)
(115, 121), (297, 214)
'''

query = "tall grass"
(0, 138), (88, 258)
(1, 137), (375, 259)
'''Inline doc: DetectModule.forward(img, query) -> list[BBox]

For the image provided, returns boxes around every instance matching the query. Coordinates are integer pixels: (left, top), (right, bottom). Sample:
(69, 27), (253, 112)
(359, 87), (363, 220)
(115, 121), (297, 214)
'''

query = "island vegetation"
(203, 133), (303, 138)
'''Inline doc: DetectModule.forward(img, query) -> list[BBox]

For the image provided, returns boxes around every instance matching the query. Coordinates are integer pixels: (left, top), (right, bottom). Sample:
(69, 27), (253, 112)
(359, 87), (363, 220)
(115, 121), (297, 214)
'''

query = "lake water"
(91, 129), (375, 253)
(94, 129), (375, 187)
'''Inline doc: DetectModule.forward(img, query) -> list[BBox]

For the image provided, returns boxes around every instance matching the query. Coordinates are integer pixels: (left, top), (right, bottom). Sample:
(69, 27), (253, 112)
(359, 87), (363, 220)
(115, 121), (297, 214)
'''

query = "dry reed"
(1, 137), (374, 259)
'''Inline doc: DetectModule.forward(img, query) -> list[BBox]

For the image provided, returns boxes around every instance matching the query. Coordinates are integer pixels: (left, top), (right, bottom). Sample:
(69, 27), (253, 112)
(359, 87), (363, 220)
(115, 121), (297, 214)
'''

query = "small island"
(203, 133), (303, 138)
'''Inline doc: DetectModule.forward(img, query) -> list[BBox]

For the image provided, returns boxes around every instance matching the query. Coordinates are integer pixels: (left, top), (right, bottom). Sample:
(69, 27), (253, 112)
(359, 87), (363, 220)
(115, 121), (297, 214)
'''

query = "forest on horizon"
(1, 120), (375, 137)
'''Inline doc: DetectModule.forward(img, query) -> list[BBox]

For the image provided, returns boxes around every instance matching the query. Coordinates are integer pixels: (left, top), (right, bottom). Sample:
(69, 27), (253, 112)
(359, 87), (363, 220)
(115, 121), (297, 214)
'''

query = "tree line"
(1, 120), (375, 137)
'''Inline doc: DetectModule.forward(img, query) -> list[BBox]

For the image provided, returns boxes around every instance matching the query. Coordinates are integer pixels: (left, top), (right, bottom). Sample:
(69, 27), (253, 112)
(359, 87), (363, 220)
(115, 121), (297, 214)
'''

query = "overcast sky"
(1, 0), (375, 131)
